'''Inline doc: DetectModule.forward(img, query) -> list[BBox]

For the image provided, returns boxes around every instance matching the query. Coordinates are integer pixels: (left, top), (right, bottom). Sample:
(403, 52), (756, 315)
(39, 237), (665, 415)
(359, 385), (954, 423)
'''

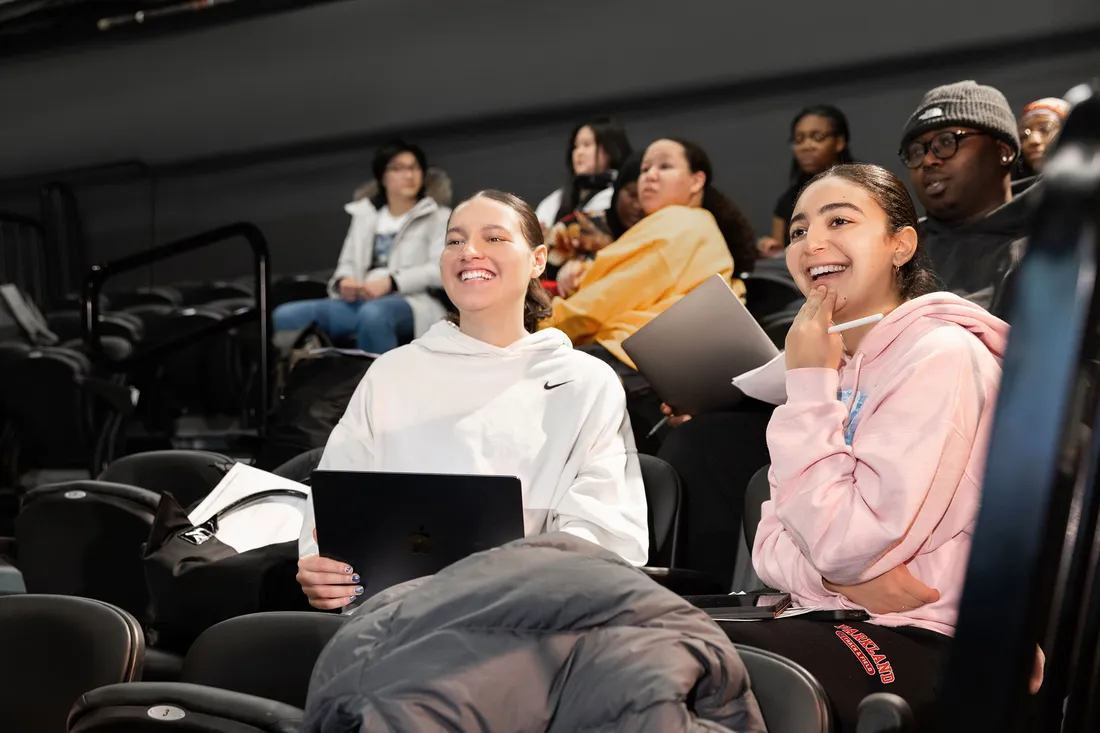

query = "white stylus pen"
(828, 313), (884, 333)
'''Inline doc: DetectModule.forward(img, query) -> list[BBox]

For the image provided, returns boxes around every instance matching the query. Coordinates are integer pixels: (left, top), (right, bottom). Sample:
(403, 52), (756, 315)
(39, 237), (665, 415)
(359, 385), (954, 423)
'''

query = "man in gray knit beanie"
(898, 79), (1039, 319)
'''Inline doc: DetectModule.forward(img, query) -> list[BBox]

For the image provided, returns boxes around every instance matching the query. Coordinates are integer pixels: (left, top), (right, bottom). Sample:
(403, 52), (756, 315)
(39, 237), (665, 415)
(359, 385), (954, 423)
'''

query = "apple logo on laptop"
(408, 526), (432, 555)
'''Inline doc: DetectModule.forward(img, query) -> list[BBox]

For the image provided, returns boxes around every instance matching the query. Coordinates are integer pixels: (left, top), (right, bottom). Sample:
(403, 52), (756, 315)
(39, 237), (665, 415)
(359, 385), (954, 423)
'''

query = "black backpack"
(254, 348), (375, 471)
(142, 489), (312, 654)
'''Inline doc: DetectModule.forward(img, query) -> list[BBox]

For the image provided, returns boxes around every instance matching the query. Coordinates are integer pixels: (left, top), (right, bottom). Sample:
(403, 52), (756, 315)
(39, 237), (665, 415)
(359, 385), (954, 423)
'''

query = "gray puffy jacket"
(303, 533), (767, 732)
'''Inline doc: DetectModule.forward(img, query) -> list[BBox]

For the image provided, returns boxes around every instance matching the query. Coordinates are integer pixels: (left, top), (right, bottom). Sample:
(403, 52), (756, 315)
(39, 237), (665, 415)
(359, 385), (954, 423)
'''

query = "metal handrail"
(82, 221), (271, 437)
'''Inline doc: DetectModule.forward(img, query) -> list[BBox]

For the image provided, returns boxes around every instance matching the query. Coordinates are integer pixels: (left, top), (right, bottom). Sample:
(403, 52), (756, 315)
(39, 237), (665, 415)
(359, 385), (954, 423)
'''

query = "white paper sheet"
(732, 352), (788, 406)
(188, 463), (310, 554)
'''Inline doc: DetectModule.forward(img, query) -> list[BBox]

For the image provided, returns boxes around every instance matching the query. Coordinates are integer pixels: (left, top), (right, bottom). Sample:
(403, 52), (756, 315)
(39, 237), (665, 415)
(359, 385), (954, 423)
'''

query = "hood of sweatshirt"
(846, 292), (1007, 367)
(412, 321), (574, 358)
(734, 292), (1007, 405)
(920, 176), (1039, 243)
(347, 167), (454, 213)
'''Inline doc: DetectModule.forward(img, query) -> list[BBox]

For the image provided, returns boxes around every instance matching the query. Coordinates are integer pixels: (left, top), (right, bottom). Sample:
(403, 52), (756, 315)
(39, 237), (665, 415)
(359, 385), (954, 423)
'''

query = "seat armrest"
(856, 692), (914, 733)
(69, 682), (303, 733)
(642, 567), (728, 596)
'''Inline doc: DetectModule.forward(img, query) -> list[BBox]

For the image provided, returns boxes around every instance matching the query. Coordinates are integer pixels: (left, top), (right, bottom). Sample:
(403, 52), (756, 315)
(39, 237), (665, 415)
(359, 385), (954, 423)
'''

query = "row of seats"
(0, 272), (332, 485)
(0, 435), (923, 732)
(0, 594), (913, 733)
(1, 448), (708, 637)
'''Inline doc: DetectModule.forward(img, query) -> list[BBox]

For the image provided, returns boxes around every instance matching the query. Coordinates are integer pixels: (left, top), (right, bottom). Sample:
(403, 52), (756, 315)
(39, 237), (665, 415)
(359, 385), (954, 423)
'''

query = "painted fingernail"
(354, 586), (364, 595)
(344, 566), (352, 574)
(352, 574), (360, 583)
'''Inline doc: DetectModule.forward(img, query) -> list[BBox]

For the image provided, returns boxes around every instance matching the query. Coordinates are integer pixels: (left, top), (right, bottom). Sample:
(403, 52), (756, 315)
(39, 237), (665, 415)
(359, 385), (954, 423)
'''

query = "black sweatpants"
(657, 404), (774, 587)
(721, 618), (951, 732)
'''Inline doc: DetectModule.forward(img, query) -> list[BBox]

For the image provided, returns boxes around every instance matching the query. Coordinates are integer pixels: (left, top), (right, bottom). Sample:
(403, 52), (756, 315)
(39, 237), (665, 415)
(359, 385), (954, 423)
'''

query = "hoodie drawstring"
(843, 351), (866, 414)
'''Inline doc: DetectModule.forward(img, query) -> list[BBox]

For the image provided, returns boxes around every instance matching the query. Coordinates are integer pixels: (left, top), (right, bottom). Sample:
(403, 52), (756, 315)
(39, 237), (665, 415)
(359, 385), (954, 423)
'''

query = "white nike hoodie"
(299, 321), (650, 565)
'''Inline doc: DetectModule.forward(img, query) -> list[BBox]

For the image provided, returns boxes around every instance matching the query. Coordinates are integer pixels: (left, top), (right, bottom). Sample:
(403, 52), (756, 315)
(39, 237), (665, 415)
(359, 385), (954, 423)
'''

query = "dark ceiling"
(0, 0), (343, 58)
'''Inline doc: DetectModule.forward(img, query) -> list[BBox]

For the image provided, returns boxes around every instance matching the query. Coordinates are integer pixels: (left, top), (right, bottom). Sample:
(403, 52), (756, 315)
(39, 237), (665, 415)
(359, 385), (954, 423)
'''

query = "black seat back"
(16, 480), (161, 624)
(735, 643), (832, 733)
(638, 454), (681, 567)
(271, 447), (324, 485)
(743, 465), (771, 549)
(743, 271), (804, 323)
(270, 276), (328, 309)
(1, 347), (93, 470)
(99, 450), (235, 510)
(181, 612), (346, 709)
(0, 594), (143, 733)
(759, 308), (798, 349)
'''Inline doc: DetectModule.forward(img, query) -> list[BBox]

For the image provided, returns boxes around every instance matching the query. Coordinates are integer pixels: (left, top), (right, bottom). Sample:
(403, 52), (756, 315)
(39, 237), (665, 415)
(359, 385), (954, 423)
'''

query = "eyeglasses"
(385, 163), (422, 175)
(899, 130), (987, 169)
(1020, 120), (1060, 141)
(791, 131), (835, 145)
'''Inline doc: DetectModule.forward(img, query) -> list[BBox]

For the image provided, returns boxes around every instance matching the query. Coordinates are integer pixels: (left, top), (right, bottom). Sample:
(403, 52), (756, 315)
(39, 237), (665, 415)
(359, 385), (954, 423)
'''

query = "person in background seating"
(899, 80), (1037, 318)
(535, 118), (633, 279)
(272, 139), (451, 353)
(296, 190), (650, 610)
(757, 105), (854, 259)
(1016, 96), (1070, 178)
(543, 138), (755, 450)
(556, 150), (645, 299)
(721, 162), (1023, 731)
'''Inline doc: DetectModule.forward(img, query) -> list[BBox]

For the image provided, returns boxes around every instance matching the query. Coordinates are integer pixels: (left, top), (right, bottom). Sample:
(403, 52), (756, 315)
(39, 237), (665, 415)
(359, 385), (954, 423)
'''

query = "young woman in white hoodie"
(296, 190), (650, 610)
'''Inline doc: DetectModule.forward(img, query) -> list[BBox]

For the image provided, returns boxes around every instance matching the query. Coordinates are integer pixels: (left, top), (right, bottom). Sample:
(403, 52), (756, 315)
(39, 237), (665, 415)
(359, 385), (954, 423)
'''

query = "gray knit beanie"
(900, 80), (1020, 155)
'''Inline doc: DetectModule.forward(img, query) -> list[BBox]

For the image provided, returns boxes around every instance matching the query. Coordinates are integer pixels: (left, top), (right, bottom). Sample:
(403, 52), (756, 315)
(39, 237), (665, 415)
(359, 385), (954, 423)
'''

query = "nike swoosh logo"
(544, 380), (572, 390)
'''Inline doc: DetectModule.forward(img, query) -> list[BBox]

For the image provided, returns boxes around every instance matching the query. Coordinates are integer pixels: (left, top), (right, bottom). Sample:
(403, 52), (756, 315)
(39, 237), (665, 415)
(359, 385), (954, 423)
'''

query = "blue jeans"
(272, 295), (414, 353)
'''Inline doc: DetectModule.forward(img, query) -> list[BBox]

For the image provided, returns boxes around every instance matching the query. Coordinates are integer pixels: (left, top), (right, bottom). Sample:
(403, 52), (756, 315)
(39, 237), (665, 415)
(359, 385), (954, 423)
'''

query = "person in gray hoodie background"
(273, 139), (452, 353)
(898, 80), (1038, 320)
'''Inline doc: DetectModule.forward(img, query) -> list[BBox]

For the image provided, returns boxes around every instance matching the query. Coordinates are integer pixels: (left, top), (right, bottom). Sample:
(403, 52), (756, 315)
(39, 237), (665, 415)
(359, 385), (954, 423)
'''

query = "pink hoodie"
(752, 293), (1008, 636)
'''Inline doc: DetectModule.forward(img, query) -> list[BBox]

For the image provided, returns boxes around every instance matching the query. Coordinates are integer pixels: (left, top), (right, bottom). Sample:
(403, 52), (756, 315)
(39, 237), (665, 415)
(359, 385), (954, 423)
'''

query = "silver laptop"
(621, 274), (780, 415)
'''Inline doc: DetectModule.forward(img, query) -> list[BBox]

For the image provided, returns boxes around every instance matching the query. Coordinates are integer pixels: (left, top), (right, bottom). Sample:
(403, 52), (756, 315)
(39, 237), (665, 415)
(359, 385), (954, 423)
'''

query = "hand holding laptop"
(297, 529), (364, 610)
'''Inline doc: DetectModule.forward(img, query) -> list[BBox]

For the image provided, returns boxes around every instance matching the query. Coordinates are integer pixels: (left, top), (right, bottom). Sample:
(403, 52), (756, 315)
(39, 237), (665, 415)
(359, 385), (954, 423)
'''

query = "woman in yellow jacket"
(543, 138), (755, 449)
(545, 138), (754, 370)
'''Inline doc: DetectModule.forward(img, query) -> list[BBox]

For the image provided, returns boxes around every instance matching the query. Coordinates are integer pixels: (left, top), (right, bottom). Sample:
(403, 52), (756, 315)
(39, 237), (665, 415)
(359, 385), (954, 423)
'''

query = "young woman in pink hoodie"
(721, 163), (1018, 730)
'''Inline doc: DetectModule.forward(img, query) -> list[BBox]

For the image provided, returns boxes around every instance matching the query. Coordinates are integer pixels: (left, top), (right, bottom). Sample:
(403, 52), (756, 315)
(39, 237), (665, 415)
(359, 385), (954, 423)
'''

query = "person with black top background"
(534, 117), (633, 280)
(757, 105), (854, 259)
(899, 80), (1038, 319)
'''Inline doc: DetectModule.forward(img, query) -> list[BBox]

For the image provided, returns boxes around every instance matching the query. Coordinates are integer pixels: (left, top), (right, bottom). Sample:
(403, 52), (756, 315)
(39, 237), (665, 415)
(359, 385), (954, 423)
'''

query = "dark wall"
(1, 0), (1098, 285)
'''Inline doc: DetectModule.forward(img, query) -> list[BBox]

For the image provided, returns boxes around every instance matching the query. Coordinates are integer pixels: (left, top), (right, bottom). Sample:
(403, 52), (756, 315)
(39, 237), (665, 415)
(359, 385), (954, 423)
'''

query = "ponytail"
(702, 186), (758, 273)
(524, 278), (552, 333)
(668, 138), (757, 273)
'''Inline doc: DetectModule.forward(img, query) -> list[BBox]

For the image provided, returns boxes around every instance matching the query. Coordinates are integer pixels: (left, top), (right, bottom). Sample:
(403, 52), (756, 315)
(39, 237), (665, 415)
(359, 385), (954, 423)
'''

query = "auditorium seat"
(270, 274), (329, 309)
(0, 595), (143, 733)
(15, 480), (161, 626)
(734, 643), (832, 733)
(68, 683), (303, 733)
(180, 612), (346, 709)
(742, 268), (803, 325)
(639, 454), (726, 595)
(98, 450), (235, 510)
(638, 454), (681, 567)
(271, 447), (324, 484)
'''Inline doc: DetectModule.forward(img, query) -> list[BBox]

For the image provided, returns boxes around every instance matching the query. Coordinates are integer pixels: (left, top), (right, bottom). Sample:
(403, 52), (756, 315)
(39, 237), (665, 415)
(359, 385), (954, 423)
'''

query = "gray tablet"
(621, 275), (780, 415)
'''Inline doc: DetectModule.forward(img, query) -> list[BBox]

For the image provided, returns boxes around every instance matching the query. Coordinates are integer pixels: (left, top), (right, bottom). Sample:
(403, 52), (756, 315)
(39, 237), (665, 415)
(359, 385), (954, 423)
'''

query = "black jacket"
(920, 177), (1039, 320)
